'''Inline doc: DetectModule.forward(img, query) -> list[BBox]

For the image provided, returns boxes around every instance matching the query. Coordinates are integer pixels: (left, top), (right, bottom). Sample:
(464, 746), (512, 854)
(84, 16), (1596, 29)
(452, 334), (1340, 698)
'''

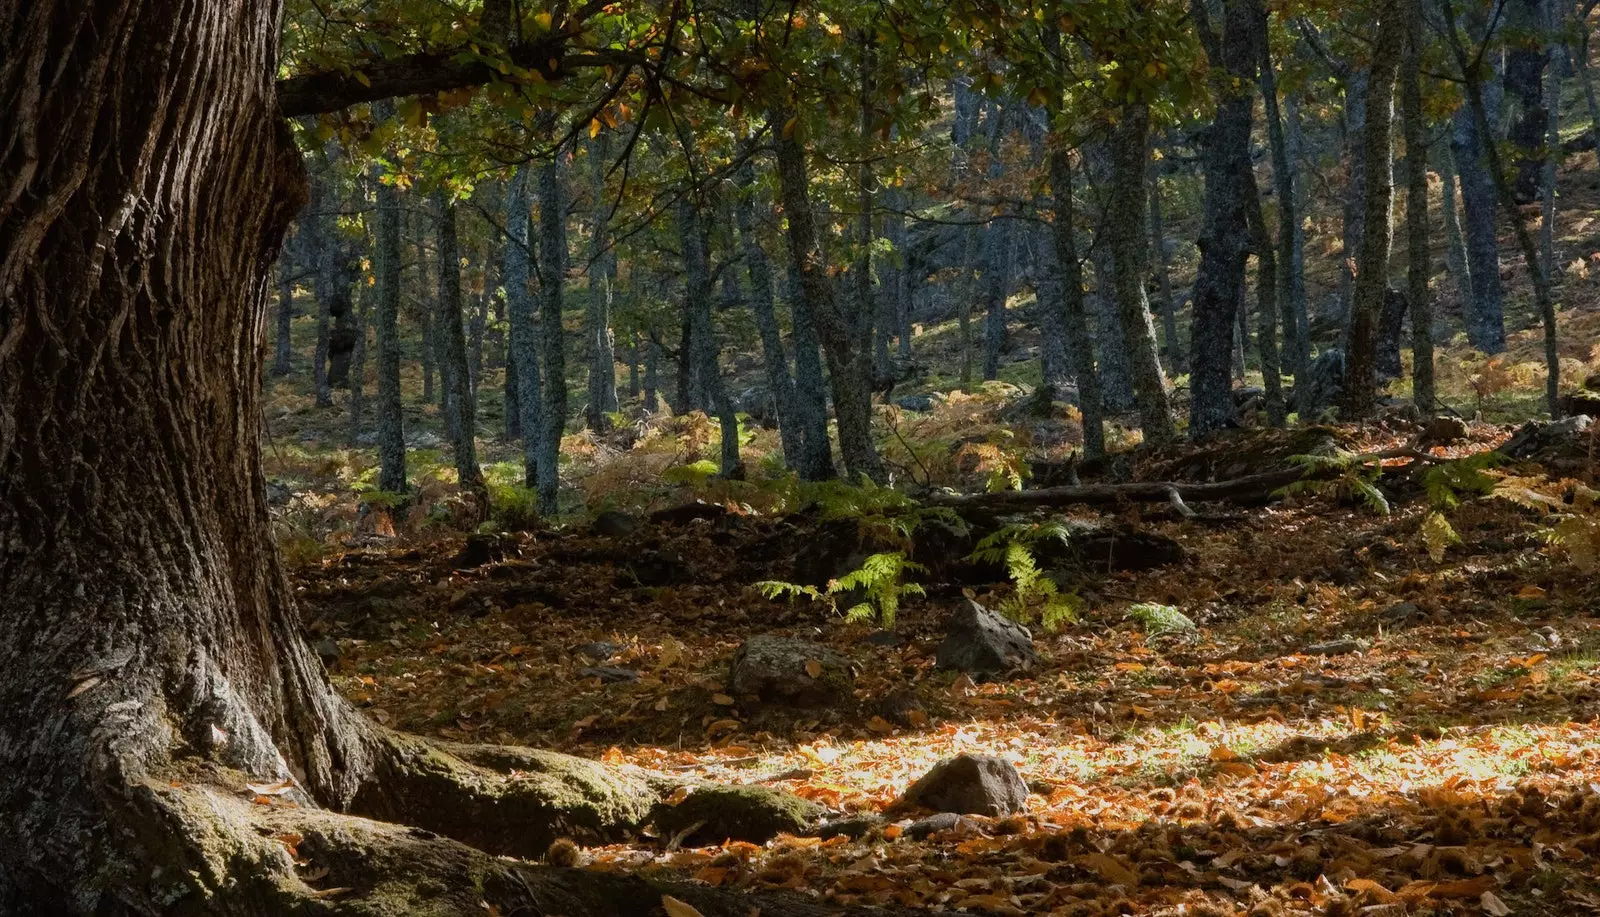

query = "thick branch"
(276, 43), (629, 117)
(929, 467), (1311, 511)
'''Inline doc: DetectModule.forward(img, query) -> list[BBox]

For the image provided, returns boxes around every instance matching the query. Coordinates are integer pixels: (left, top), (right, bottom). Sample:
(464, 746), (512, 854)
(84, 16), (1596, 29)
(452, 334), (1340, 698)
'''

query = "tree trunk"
(1451, 40), (1508, 353)
(505, 165), (545, 488)
(536, 121), (569, 513)
(735, 158), (807, 472)
(1258, 20), (1308, 381)
(1147, 157), (1182, 372)
(1339, 66), (1371, 321)
(773, 113), (884, 483)
(1402, 0), (1435, 413)
(1048, 144), (1107, 458)
(1343, 15), (1402, 419)
(644, 329), (662, 413)
(372, 136), (408, 494)
(787, 266), (837, 480)
(1503, 0), (1550, 206)
(979, 105), (1011, 383)
(273, 253), (295, 376)
(585, 131), (619, 431)
(1243, 166), (1286, 427)
(1283, 94), (1313, 368)
(1570, 19), (1600, 153)
(1541, 0), (1561, 285)
(347, 265), (370, 443)
(309, 173), (338, 408)
(1189, 0), (1261, 437)
(1104, 104), (1176, 442)
(1438, 144), (1474, 314)
(678, 196), (741, 477)
(434, 190), (486, 507)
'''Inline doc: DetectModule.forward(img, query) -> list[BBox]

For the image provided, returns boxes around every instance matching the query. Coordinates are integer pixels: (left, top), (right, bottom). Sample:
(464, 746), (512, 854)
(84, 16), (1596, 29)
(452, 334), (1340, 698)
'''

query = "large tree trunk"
(1048, 143), (1107, 459)
(678, 195), (741, 476)
(773, 113), (884, 483)
(1342, 15), (1403, 419)
(1258, 19), (1308, 382)
(1188, 0), (1260, 437)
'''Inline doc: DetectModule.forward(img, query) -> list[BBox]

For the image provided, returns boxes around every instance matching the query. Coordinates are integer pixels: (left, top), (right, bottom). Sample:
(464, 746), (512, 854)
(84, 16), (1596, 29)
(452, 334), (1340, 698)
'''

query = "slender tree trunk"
(1244, 172), (1286, 426)
(504, 165), (543, 486)
(735, 159), (806, 471)
(1438, 144), (1474, 311)
(470, 247), (489, 397)
(773, 113), (884, 482)
(1451, 38), (1508, 353)
(1571, 21), (1600, 153)
(1283, 94), (1313, 367)
(1444, 0), (1562, 415)
(348, 269), (370, 443)
(434, 191), (485, 505)
(1343, 16), (1403, 419)
(536, 121), (569, 512)
(644, 329), (661, 413)
(1189, 0), (1261, 437)
(1258, 19), (1308, 381)
(310, 176), (339, 408)
(585, 131), (619, 430)
(273, 253), (295, 376)
(420, 214), (437, 404)
(787, 267), (836, 479)
(1048, 144), (1107, 459)
(1339, 66), (1372, 321)
(678, 196), (741, 476)
(1090, 240), (1135, 412)
(1104, 104), (1175, 442)
(1147, 157), (1182, 372)
(979, 106), (1011, 383)
(1541, 0), (1562, 285)
(372, 140), (407, 493)
(1402, 0), (1435, 413)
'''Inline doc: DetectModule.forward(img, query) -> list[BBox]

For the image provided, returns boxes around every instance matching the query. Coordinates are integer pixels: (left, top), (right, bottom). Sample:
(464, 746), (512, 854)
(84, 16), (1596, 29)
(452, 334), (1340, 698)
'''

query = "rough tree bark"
(1188, 0), (1261, 437)
(434, 190), (487, 512)
(678, 195), (741, 477)
(1103, 103), (1176, 442)
(1450, 13), (1508, 354)
(1048, 144), (1107, 459)
(505, 165), (545, 488)
(2, 5), (907, 915)
(735, 157), (808, 473)
(1147, 156), (1183, 372)
(1258, 14), (1309, 381)
(372, 120), (408, 495)
(1343, 15), (1403, 420)
(536, 118), (569, 514)
(584, 130), (619, 431)
(1402, 0), (1435, 413)
(273, 250), (296, 376)
(773, 111), (884, 483)
(1438, 145), (1474, 316)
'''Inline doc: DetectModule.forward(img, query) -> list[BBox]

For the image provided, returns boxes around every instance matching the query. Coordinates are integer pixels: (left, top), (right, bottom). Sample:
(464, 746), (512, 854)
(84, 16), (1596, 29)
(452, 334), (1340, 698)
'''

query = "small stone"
(1378, 601), (1423, 624)
(313, 638), (341, 669)
(864, 630), (906, 647)
(875, 688), (926, 727)
(1424, 415), (1469, 445)
(901, 753), (1029, 816)
(653, 784), (823, 845)
(452, 533), (507, 569)
(895, 394), (936, 412)
(1304, 639), (1364, 657)
(727, 636), (854, 708)
(574, 641), (616, 661)
(936, 599), (1038, 679)
(591, 510), (639, 538)
(903, 812), (973, 840)
(579, 666), (639, 684)
(813, 815), (883, 841)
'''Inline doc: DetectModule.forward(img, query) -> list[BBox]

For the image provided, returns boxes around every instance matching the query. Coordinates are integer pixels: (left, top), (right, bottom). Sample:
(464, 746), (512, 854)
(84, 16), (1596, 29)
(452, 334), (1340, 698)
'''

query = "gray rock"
(864, 630), (906, 648)
(902, 812), (977, 840)
(727, 635), (855, 708)
(936, 599), (1038, 679)
(313, 638), (341, 669)
(1378, 601), (1423, 625)
(895, 394), (936, 412)
(653, 784), (823, 845)
(876, 687), (926, 727)
(901, 753), (1029, 816)
(1293, 348), (1346, 419)
(265, 480), (293, 506)
(579, 666), (639, 684)
(574, 641), (616, 661)
(405, 430), (444, 449)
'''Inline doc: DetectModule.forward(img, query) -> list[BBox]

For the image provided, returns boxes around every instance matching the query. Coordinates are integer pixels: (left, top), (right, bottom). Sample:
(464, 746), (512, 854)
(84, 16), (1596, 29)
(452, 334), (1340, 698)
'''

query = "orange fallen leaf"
(804, 659), (823, 678)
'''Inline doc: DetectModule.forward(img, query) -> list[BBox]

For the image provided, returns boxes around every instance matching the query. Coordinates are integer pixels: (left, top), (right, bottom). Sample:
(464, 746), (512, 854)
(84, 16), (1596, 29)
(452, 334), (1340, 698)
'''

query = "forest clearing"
(6, 0), (1600, 914)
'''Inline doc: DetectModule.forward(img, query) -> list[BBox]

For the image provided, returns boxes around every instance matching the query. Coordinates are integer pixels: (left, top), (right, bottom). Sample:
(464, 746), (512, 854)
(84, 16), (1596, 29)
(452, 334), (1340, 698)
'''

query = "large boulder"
(936, 599), (1038, 679)
(653, 784), (824, 845)
(1293, 349), (1346, 419)
(727, 636), (855, 707)
(1501, 415), (1594, 475)
(901, 754), (1029, 816)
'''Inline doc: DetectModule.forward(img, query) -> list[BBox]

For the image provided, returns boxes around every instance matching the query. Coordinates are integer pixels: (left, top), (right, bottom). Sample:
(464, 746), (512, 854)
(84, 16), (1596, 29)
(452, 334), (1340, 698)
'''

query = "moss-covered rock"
(652, 784), (825, 845)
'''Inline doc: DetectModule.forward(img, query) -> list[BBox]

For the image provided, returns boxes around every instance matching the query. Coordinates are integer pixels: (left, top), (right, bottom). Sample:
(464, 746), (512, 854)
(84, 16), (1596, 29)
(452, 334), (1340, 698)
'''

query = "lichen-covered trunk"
(1147, 158), (1182, 373)
(1343, 17), (1402, 419)
(1088, 238), (1135, 414)
(773, 115), (883, 483)
(0, 1), (379, 908)
(273, 255), (296, 376)
(678, 196), (741, 476)
(787, 267), (837, 480)
(1437, 145), (1474, 310)
(1188, 0), (1260, 437)
(979, 105), (1011, 383)
(1259, 24), (1308, 382)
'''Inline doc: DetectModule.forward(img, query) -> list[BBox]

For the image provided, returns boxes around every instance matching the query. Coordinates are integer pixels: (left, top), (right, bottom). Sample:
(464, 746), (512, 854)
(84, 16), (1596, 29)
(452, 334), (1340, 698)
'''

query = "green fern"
(758, 552), (926, 629)
(1279, 450), (1390, 516)
(1422, 451), (1504, 511)
(662, 459), (720, 488)
(966, 522), (1081, 632)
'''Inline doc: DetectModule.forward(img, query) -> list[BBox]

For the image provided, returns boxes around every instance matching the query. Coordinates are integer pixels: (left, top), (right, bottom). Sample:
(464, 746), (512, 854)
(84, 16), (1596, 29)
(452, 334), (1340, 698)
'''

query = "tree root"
(124, 777), (909, 917)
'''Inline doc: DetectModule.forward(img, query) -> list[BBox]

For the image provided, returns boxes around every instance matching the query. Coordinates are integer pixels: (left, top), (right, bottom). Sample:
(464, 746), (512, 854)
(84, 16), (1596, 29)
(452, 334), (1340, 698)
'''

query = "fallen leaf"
(662, 894), (706, 917)
(805, 659), (823, 678)
(246, 779), (295, 797)
(1480, 890), (1512, 916)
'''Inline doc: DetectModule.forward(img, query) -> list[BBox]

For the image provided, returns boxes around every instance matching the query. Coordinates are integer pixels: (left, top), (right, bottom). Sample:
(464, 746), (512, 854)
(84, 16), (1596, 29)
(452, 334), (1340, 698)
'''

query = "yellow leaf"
(590, 118), (602, 139)
(1208, 746), (1240, 762)
(661, 894), (706, 917)
(782, 116), (799, 140)
(804, 659), (823, 678)
(712, 694), (736, 706)
(1078, 852), (1138, 886)
(532, 11), (553, 31)
(1481, 890), (1512, 916)
(867, 716), (893, 734)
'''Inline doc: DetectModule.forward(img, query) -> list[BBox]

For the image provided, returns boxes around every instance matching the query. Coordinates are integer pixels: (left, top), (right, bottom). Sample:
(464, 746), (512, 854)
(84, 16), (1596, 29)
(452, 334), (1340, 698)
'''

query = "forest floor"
(255, 144), (1600, 916)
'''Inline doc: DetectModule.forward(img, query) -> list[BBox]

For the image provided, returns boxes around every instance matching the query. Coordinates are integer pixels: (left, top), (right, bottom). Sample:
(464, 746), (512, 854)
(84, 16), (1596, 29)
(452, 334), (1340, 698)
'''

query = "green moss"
(652, 784), (824, 845)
